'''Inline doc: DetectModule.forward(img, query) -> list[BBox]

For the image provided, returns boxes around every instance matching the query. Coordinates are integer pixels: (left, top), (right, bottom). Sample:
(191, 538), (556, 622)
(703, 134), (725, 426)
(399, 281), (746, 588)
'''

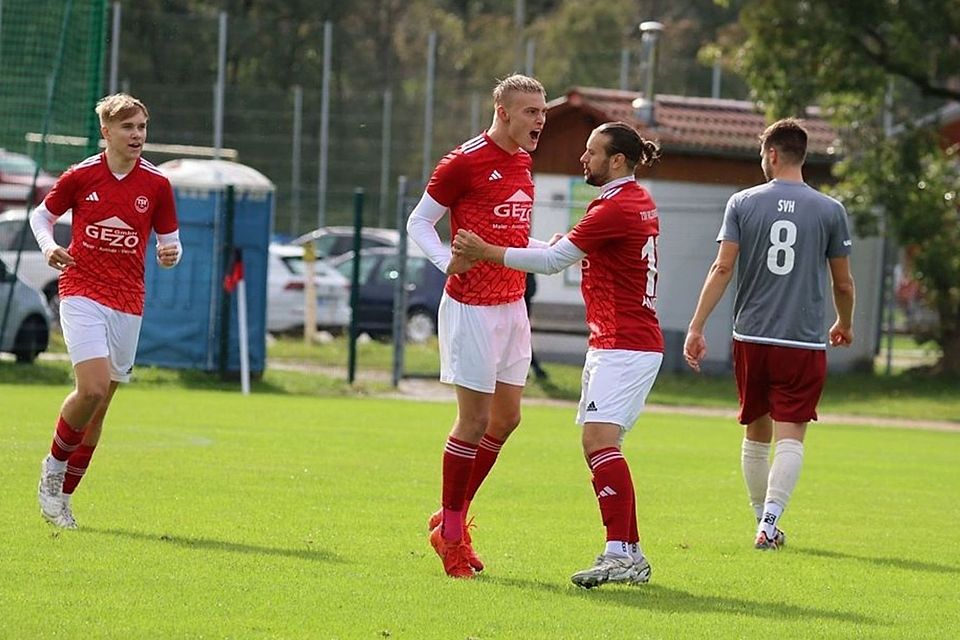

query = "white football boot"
(754, 528), (786, 550)
(56, 494), (79, 530)
(571, 553), (652, 589)
(38, 455), (66, 525)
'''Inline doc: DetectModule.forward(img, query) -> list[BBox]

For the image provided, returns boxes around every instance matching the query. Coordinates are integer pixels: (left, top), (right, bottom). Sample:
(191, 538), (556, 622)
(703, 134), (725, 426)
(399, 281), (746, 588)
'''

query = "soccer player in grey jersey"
(683, 118), (856, 550)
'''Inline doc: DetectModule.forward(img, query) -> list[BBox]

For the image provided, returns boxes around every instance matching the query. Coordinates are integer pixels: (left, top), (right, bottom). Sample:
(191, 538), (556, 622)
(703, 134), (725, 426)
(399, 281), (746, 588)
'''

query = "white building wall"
(532, 173), (882, 372)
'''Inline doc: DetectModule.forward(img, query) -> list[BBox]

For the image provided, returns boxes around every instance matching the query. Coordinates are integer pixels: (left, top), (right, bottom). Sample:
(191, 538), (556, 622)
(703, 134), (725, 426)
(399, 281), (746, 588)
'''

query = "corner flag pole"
(223, 246), (249, 395)
(236, 249), (250, 396)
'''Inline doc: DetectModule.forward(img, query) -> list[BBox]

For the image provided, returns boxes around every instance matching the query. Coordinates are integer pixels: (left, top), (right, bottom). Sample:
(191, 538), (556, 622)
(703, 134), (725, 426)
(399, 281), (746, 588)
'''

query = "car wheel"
(406, 308), (436, 344)
(13, 315), (48, 364)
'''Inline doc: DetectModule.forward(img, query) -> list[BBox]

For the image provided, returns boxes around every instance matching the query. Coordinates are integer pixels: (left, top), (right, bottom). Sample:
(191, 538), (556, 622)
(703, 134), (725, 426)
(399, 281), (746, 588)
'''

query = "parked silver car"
(267, 243), (351, 333)
(294, 226), (400, 261)
(0, 257), (50, 363)
(0, 207), (71, 311)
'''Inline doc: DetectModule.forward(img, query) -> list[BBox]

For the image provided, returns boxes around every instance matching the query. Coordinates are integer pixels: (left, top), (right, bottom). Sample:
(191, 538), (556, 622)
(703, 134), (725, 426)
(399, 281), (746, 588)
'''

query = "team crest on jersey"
(135, 195), (150, 213)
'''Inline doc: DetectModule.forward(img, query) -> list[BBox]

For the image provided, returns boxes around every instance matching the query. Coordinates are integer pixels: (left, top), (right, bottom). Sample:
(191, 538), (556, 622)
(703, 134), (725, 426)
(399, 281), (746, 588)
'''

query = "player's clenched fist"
(44, 247), (75, 271)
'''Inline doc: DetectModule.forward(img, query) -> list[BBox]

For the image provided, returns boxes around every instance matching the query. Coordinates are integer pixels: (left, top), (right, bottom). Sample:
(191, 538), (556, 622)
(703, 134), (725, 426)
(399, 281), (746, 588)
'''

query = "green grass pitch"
(2, 384), (958, 638)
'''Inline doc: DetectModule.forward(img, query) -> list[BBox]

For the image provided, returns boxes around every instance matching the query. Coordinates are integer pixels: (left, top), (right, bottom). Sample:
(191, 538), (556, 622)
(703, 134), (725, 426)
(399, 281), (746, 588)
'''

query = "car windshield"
(334, 254), (378, 284)
(371, 256), (425, 285)
(282, 254), (337, 278)
(282, 255), (305, 275)
(0, 153), (38, 176)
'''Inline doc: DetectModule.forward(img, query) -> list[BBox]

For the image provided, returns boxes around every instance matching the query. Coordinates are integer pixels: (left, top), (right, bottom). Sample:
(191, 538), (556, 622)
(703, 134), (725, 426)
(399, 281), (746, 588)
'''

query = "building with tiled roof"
(533, 87), (841, 187)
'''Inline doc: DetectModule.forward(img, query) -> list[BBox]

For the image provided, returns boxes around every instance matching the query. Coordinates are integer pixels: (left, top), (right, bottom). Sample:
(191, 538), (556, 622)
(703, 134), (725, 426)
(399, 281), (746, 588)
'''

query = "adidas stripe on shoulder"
(599, 186), (623, 200)
(459, 135), (487, 155)
(140, 159), (165, 177)
(74, 154), (102, 169)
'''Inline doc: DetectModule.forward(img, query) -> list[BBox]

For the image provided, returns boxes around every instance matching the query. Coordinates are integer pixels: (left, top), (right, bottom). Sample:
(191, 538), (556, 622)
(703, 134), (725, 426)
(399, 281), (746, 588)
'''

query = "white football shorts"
(60, 295), (142, 383)
(576, 348), (663, 434)
(438, 292), (531, 393)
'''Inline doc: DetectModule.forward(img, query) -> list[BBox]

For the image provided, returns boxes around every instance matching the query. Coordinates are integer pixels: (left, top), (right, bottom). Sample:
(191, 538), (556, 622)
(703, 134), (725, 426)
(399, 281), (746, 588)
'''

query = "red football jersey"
(566, 179), (663, 352)
(427, 133), (532, 306)
(43, 153), (178, 315)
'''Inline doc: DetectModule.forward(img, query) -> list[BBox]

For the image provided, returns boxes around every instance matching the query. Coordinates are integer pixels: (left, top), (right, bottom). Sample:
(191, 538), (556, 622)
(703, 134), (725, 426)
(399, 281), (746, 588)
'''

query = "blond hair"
(492, 74), (545, 106)
(95, 93), (149, 126)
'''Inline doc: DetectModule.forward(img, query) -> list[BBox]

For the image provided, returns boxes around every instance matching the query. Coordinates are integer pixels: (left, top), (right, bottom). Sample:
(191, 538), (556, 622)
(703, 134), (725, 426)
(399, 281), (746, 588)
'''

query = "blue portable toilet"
(137, 159), (275, 375)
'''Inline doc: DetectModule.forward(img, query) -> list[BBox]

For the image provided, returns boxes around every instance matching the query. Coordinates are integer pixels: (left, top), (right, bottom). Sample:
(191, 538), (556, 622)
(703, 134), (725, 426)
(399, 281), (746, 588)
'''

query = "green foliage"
(834, 129), (960, 322)
(530, 0), (634, 92)
(2, 386), (958, 637)
(731, 0), (960, 114)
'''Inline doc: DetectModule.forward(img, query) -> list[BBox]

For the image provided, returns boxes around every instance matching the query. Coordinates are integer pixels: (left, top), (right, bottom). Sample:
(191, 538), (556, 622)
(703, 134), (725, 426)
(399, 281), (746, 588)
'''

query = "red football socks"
(441, 436), (478, 541)
(464, 433), (504, 503)
(50, 415), (83, 461)
(588, 447), (637, 543)
(63, 444), (96, 494)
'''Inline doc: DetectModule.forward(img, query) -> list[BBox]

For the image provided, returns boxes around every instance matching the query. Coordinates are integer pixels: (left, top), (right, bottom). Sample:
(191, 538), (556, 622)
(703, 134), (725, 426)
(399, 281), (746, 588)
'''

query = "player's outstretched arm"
(453, 229), (585, 276)
(453, 229), (503, 264)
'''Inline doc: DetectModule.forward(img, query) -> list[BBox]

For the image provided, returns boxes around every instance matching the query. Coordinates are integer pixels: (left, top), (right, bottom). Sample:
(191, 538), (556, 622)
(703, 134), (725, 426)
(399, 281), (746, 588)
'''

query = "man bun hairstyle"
(760, 118), (807, 165)
(95, 93), (149, 126)
(596, 121), (661, 170)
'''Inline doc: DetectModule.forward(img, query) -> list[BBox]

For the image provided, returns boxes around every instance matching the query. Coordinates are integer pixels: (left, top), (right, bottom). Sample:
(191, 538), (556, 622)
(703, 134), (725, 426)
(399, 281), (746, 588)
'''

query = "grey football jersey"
(717, 179), (851, 348)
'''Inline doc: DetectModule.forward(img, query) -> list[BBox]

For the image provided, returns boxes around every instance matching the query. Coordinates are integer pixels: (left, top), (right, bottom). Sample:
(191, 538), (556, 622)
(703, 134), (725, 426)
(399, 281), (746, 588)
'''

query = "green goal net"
(0, 0), (106, 352)
(0, 0), (107, 177)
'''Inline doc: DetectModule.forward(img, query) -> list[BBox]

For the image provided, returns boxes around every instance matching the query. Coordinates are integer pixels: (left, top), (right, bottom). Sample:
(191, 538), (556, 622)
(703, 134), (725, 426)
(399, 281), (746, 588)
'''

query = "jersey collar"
(599, 175), (635, 195)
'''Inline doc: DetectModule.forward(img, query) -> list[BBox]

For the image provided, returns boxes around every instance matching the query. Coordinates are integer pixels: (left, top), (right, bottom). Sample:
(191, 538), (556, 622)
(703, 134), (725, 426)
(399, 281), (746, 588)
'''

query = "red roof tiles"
(552, 87), (840, 159)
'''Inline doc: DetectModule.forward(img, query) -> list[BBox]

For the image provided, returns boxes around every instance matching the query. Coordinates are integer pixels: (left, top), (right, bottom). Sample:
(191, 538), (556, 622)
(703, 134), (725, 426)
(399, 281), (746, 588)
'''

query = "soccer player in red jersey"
(406, 74), (547, 578)
(454, 122), (663, 588)
(30, 93), (181, 529)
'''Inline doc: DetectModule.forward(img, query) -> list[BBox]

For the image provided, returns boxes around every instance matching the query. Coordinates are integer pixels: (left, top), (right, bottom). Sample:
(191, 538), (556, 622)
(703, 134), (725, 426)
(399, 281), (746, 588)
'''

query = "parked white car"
(0, 207), (71, 311)
(0, 256), (51, 363)
(267, 243), (351, 333)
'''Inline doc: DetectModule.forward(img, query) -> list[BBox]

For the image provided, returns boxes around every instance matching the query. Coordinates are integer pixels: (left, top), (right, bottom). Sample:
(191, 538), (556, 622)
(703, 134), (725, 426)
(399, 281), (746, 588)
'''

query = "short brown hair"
(492, 74), (545, 106)
(95, 93), (149, 126)
(760, 118), (807, 164)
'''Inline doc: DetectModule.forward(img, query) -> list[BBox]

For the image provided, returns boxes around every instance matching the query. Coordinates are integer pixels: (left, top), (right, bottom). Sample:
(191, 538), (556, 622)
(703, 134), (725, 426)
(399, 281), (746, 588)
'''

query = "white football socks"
(45, 454), (67, 473)
(760, 438), (804, 536)
(605, 541), (635, 559)
(741, 438), (771, 521)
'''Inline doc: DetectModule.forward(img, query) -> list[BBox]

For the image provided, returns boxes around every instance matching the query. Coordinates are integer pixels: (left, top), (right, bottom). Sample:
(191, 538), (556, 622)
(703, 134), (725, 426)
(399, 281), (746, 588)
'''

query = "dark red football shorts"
(732, 339), (826, 425)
